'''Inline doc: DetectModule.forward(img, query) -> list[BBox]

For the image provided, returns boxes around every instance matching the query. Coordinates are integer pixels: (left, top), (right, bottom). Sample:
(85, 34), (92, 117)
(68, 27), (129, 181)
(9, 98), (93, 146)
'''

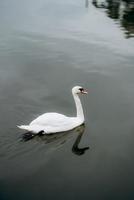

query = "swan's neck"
(73, 93), (84, 122)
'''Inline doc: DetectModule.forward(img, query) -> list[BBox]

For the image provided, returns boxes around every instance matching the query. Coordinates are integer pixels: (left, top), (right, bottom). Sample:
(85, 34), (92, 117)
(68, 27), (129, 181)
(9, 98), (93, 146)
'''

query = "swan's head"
(72, 86), (88, 95)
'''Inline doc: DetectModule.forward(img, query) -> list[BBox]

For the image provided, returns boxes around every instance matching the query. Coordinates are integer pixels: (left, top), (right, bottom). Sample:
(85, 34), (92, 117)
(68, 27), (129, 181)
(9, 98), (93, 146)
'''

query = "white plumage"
(18, 86), (87, 134)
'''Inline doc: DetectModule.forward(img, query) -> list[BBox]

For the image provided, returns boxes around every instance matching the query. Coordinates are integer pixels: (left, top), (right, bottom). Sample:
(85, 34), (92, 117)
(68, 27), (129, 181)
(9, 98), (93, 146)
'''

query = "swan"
(18, 86), (88, 134)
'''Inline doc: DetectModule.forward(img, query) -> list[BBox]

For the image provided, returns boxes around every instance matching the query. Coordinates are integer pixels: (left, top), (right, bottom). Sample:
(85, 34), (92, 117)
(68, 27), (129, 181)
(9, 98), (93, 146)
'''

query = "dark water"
(0, 0), (134, 199)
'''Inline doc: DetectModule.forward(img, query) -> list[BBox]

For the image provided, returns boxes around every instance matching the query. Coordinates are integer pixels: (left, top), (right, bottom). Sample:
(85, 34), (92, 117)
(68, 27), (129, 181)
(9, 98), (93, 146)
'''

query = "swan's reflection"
(72, 125), (89, 155)
(22, 124), (89, 156)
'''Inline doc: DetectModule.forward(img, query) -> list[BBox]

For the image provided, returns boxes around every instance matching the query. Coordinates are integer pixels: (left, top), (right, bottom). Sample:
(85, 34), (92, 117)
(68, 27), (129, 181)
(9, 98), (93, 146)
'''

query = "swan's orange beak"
(82, 89), (88, 94)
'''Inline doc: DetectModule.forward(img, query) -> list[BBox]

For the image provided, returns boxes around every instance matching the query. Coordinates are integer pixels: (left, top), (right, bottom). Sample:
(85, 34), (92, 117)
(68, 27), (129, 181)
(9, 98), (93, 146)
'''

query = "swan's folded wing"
(30, 112), (70, 126)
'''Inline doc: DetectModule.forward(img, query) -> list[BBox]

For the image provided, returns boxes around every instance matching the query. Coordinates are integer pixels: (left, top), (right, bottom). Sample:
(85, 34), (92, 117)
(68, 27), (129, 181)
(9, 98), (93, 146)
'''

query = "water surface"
(0, 0), (134, 199)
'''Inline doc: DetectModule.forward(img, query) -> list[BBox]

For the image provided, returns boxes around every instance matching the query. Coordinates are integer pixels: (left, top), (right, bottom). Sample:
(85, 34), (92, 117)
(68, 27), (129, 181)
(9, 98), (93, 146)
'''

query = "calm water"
(0, 0), (134, 199)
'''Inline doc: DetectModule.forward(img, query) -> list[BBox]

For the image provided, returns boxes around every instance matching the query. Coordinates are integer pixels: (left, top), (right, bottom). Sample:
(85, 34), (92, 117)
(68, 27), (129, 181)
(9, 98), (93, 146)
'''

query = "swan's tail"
(17, 125), (44, 133)
(17, 125), (44, 141)
(17, 125), (32, 132)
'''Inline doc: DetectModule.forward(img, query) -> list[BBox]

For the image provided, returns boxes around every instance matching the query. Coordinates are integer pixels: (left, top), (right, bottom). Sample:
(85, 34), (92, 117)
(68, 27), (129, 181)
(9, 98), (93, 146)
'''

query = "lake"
(0, 0), (134, 199)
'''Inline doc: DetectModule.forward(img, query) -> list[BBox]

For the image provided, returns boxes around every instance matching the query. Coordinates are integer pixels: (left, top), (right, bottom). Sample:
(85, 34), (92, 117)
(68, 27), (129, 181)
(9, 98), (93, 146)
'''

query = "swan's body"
(18, 86), (87, 134)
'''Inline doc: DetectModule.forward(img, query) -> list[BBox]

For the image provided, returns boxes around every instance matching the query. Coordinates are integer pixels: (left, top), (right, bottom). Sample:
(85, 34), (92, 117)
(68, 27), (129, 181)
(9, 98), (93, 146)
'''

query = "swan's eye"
(79, 88), (84, 92)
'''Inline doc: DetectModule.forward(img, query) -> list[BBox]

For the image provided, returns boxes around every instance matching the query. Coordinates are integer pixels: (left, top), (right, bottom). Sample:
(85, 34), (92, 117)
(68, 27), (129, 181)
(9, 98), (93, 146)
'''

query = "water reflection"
(90, 0), (134, 38)
(85, 0), (89, 8)
(72, 126), (89, 155)
(22, 124), (89, 156)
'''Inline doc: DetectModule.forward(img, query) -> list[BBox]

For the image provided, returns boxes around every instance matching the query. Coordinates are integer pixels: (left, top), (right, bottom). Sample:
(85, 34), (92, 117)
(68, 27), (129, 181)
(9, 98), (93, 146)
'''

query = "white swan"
(18, 86), (88, 134)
